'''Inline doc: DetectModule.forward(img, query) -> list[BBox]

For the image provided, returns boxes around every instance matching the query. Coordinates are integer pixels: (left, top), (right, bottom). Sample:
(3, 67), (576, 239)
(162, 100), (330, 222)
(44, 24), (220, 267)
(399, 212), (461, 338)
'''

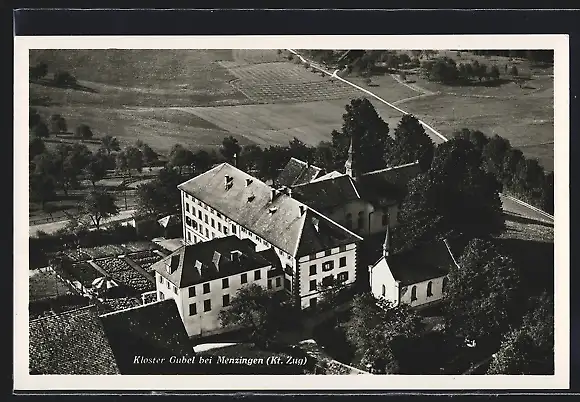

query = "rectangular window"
(325, 250), (331, 257)
(217, 212), (222, 219)
(194, 235), (197, 243)
(186, 203), (190, 212)
(339, 245), (347, 253)
(223, 294), (230, 307)
(222, 278), (229, 289)
(198, 210), (202, 219)
(192, 207), (196, 216)
(205, 228), (209, 238)
(309, 279), (317, 291)
(232, 225), (237, 234)
(284, 278), (291, 291)
(166, 281), (170, 289)
(173, 285), (178, 294)
(204, 214), (208, 224)
(159, 292), (165, 301)
(189, 303), (197, 316)
(189, 286), (196, 298)
(241, 273), (247, 284)
(187, 232), (191, 242)
(158, 275), (163, 284)
(203, 283), (210, 294)
(212, 232), (215, 239)
(337, 271), (349, 283)
(268, 279), (272, 289)
(276, 277), (281, 287)
(204, 299), (211, 312)
(211, 218), (215, 228)
(218, 222), (222, 232)
(339, 256), (347, 267)
(185, 217), (191, 226)
(224, 227), (228, 235)
(309, 265), (316, 276)
(309, 253), (316, 260)
(254, 270), (261, 280)
(322, 261), (334, 272)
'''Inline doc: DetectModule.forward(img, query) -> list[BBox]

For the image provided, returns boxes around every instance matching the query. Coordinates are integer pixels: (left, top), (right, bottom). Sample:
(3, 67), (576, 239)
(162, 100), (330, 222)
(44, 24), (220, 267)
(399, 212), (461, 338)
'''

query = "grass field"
(29, 269), (72, 301)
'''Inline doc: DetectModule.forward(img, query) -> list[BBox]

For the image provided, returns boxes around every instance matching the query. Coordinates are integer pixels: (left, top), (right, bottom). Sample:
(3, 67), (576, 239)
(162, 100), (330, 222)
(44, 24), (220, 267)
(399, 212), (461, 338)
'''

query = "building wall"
(325, 200), (398, 238)
(399, 276), (446, 308)
(156, 267), (283, 337)
(297, 243), (357, 309)
(369, 259), (400, 306)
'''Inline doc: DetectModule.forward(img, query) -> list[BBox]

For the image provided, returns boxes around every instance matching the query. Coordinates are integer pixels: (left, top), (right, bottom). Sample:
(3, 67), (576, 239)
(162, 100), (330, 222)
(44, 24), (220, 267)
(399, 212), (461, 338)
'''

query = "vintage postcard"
(14, 35), (569, 391)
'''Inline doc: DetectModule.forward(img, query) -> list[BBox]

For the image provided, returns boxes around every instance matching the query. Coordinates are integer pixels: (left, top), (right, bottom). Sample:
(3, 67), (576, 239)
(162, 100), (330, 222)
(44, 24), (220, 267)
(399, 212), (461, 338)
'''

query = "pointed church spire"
(383, 225), (391, 258)
(345, 136), (357, 179)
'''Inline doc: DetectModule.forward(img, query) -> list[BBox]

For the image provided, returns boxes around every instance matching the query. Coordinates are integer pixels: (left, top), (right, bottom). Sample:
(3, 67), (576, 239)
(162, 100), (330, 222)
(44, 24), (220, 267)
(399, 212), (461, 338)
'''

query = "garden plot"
(70, 262), (105, 288)
(95, 257), (155, 292)
(64, 249), (92, 262)
(82, 244), (128, 259)
(122, 241), (162, 253)
(126, 250), (163, 273)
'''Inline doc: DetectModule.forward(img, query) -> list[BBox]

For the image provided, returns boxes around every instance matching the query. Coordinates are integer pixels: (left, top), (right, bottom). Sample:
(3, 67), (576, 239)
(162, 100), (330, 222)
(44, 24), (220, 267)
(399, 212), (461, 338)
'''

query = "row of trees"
(30, 60), (79, 87)
(30, 108), (94, 141)
(454, 129), (553, 213)
(421, 57), (512, 84)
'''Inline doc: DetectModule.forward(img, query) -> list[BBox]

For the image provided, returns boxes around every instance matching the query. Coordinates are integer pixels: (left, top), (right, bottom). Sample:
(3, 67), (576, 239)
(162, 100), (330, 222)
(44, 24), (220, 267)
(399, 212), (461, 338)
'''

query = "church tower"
(344, 136), (358, 179)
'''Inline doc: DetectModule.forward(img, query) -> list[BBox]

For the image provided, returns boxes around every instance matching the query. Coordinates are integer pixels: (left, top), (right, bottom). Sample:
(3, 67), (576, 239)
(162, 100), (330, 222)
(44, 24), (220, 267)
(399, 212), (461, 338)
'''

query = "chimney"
(245, 178), (253, 187)
(212, 251), (221, 271)
(225, 175), (233, 190)
(233, 153), (238, 167)
(383, 226), (391, 258)
(270, 188), (280, 202)
(230, 250), (241, 262)
(194, 260), (203, 275)
(299, 205), (306, 216)
(224, 175), (230, 188)
(312, 217), (320, 232)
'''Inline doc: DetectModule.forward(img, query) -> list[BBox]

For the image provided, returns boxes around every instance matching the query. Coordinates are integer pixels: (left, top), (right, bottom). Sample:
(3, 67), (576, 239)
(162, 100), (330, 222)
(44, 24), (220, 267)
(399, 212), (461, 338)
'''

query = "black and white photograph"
(14, 35), (569, 390)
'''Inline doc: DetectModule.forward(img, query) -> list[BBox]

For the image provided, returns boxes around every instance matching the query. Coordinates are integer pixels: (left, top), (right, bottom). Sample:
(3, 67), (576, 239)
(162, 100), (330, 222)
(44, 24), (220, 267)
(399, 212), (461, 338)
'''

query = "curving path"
(287, 49), (554, 225)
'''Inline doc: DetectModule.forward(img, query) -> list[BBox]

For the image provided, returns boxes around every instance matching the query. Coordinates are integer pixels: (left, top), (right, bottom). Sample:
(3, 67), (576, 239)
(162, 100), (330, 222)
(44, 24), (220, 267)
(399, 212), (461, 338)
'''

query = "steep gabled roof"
(99, 299), (194, 374)
(152, 236), (275, 288)
(178, 163), (361, 257)
(311, 170), (345, 183)
(383, 241), (455, 285)
(357, 161), (422, 206)
(291, 175), (360, 211)
(274, 157), (322, 187)
(29, 305), (120, 375)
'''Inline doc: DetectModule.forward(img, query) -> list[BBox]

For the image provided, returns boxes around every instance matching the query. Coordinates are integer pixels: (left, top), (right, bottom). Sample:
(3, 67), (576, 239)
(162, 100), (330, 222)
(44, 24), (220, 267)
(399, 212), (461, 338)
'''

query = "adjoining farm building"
(368, 228), (456, 309)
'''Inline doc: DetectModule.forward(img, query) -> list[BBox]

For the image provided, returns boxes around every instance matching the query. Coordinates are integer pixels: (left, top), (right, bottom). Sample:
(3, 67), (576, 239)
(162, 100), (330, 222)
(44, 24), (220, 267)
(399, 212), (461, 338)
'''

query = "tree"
(218, 283), (286, 347)
(489, 65), (501, 81)
(29, 137), (46, 160)
(31, 121), (49, 139)
(316, 275), (348, 311)
(30, 62), (48, 81)
(53, 71), (77, 87)
(191, 149), (212, 175)
(445, 238), (521, 343)
(29, 108), (42, 128)
(136, 166), (183, 217)
(452, 128), (489, 154)
(515, 158), (545, 193)
(84, 153), (108, 187)
(339, 98), (393, 174)
(125, 146), (144, 174)
(312, 141), (334, 172)
(540, 171), (554, 214)
(135, 140), (157, 167)
(101, 135), (121, 155)
(115, 151), (129, 176)
(219, 136), (242, 165)
(75, 124), (93, 141)
(79, 190), (119, 230)
(49, 114), (67, 134)
(388, 114), (434, 171)
(29, 172), (56, 210)
(48, 143), (91, 195)
(501, 148), (525, 187)
(169, 144), (194, 174)
(259, 145), (290, 181)
(288, 137), (314, 163)
(482, 134), (512, 176)
(510, 65), (519, 77)
(344, 293), (424, 373)
(488, 293), (554, 375)
(239, 144), (264, 173)
(399, 138), (504, 248)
